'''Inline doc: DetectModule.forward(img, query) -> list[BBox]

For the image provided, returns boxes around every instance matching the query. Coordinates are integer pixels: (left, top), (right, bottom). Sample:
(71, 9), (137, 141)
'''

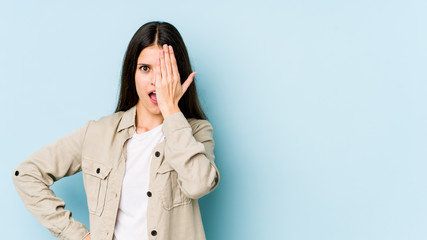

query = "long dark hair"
(115, 21), (207, 120)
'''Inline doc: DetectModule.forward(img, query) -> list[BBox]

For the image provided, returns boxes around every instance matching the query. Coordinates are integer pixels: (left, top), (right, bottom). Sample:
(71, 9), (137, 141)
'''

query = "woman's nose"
(151, 66), (159, 85)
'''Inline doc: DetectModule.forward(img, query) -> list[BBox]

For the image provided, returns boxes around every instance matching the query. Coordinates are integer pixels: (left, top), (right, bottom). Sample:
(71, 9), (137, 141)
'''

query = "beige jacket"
(12, 105), (220, 240)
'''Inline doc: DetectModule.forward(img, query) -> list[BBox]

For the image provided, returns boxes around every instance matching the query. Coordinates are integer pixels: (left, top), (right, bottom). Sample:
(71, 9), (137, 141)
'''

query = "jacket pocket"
(156, 163), (192, 210)
(82, 159), (112, 216)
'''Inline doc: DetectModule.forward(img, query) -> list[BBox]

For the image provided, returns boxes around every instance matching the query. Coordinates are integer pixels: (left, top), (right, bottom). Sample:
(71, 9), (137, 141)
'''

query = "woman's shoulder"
(87, 110), (127, 130)
(187, 117), (214, 134)
(187, 117), (211, 126)
(86, 108), (213, 133)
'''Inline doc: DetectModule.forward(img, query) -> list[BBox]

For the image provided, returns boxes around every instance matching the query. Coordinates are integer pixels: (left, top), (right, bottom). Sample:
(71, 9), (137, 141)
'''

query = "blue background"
(1, 0), (427, 239)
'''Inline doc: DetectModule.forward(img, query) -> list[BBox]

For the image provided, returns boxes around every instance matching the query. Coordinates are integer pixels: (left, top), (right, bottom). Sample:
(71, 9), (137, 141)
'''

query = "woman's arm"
(162, 112), (220, 199)
(12, 122), (91, 240)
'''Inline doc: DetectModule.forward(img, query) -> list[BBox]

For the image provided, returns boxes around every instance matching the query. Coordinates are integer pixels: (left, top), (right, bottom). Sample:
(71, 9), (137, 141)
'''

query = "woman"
(12, 21), (220, 240)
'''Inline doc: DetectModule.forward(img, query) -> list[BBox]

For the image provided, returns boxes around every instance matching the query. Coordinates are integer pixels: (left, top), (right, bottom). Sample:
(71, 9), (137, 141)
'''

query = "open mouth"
(148, 91), (157, 103)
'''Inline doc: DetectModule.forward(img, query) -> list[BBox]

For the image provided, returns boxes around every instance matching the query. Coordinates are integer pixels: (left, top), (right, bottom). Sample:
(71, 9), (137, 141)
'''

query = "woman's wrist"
(161, 105), (181, 119)
(82, 232), (91, 240)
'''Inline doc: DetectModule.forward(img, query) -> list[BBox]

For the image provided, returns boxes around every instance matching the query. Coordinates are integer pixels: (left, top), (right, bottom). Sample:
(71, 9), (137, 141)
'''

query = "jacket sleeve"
(162, 111), (220, 199)
(12, 121), (91, 240)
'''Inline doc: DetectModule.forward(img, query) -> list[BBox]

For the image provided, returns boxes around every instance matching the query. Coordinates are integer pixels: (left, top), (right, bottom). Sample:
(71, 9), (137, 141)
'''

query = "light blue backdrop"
(1, 0), (426, 239)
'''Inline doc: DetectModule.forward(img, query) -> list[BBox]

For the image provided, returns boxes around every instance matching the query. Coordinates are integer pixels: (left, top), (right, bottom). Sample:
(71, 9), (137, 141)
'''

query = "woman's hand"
(154, 44), (196, 119)
(82, 233), (91, 240)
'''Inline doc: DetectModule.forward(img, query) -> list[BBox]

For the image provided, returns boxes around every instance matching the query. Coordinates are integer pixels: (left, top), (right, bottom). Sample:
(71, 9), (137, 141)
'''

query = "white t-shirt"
(113, 123), (165, 240)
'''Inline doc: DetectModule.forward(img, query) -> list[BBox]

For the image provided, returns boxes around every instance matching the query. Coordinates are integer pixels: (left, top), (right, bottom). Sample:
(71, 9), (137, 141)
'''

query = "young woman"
(12, 21), (220, 240)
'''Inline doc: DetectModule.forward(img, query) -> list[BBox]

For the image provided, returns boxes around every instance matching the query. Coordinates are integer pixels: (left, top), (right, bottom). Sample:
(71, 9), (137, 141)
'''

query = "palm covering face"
(154, 44), (196, 118)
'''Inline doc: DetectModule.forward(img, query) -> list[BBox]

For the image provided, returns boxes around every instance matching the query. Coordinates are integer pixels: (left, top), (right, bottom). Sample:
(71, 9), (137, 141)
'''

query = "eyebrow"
(137, 63), (153, 66)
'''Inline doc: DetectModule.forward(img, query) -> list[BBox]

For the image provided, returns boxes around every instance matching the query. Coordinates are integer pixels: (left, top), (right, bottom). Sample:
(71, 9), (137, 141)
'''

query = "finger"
(163, 44), (172, 83)
(159, 49), (167, 85)
(169, 45), (179, 82)
(182, 72), (196, 94)
(155, 58), (161, 88)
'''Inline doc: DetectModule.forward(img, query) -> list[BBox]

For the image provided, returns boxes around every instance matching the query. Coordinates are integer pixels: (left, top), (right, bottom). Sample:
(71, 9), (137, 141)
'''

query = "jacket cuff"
(162, 111), (191, 137)
(58, 218), (89, 240)
(81, 232), (90, 240)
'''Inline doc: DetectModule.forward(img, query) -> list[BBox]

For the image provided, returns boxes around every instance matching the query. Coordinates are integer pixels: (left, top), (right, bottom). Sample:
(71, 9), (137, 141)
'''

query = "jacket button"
(155, 151), (160, 157)
(15, 171), (19, 176)
(96, 168), (100, 174)
(151, 230), (157, 236)
(147, 191), (152, 197)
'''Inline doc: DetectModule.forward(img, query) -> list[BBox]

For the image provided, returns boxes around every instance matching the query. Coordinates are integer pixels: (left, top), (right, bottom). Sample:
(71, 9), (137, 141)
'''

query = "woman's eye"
(140, 66), (149, 72)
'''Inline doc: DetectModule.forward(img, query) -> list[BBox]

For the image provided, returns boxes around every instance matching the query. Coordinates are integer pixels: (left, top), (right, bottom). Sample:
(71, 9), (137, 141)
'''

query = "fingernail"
(169, 45), (172, 51)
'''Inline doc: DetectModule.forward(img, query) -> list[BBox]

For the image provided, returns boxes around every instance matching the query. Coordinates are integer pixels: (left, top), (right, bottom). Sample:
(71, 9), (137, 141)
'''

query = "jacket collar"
(117, 105), (137, 132)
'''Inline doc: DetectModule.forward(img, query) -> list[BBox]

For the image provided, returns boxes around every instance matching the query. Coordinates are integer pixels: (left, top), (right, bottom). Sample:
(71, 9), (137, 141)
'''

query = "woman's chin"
(150, 107), (162, 116)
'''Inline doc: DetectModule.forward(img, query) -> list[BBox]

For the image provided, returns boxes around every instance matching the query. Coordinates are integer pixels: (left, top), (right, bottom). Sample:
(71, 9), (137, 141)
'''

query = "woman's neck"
(135, 103), (164, 134)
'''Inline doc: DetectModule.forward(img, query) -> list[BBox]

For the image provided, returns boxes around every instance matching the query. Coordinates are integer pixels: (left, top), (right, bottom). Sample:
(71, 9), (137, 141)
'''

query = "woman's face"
(135, 44), (163, 117)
